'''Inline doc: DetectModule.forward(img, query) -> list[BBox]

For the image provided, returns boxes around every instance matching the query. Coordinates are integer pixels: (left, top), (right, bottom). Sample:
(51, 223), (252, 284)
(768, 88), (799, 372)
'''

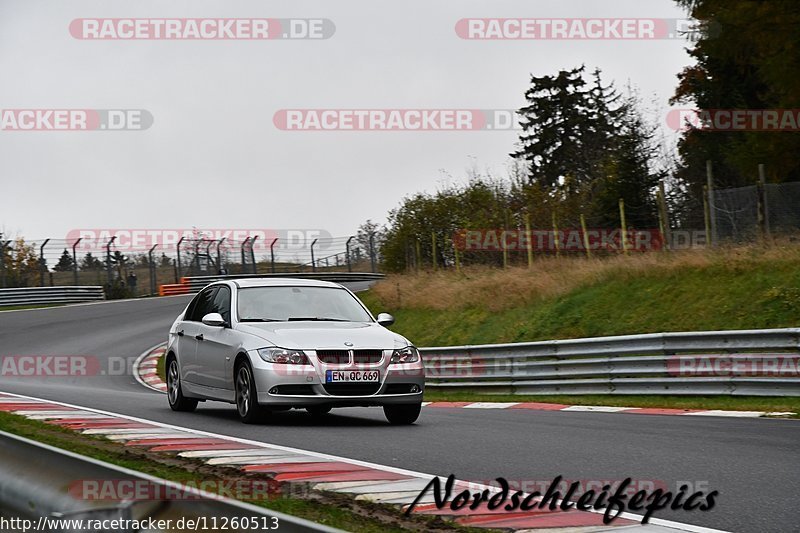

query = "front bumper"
(250, 349), (425, 407)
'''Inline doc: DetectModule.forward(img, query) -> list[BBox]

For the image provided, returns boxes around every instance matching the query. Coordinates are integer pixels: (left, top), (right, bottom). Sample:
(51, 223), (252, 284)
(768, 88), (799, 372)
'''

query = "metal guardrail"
(0, 430), (341, 533)
(160, 272), (385, 295)
(420, 328), (800, 396)
(0, 286), (104, 308)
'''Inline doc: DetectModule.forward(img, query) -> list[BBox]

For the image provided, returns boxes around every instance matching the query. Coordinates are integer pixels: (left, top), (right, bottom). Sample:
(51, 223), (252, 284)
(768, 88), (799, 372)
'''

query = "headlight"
(257, 347), (310, 365)
(390, 346), (420, 364)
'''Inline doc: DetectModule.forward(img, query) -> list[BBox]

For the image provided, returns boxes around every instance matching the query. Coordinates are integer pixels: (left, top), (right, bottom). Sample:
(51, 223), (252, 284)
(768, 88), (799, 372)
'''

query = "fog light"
(410, 385), (420, 393)
(268, 387), (278, 394)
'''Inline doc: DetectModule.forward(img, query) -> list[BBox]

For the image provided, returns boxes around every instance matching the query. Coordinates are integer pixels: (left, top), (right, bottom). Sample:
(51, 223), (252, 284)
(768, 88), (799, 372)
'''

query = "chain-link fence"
(0, 233), (379, 297)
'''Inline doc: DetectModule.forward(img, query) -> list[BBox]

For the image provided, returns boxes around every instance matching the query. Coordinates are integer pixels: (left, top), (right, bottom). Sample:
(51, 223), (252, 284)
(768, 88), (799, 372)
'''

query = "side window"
(189, 287), (218, 322)
(211, 286), (231, 325)
(184, 292), (202, 321)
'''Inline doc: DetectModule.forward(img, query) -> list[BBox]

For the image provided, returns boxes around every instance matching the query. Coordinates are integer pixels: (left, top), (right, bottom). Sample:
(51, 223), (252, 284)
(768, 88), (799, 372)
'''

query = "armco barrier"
(421, 328), (800, 396)
(0, 286), (104, 308)
(0, 430), (339, 533)
(159, 272), (384, 295)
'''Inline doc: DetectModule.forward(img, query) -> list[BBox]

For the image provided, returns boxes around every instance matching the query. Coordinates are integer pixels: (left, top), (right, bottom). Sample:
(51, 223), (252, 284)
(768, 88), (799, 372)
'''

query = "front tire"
(235, 361), (266, 424)
(384, 403), (421, 425)
(167, 357), (198, 412)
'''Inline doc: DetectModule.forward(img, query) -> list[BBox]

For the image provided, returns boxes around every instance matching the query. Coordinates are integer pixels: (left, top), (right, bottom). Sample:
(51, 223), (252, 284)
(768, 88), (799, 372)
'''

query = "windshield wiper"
(287, 317), (350, 322)
(239, 318), (283, 322)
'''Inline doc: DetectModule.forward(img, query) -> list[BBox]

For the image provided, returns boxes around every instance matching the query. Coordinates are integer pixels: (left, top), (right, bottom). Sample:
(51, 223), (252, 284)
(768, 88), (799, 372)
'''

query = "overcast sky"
(0, 0), (692, 241)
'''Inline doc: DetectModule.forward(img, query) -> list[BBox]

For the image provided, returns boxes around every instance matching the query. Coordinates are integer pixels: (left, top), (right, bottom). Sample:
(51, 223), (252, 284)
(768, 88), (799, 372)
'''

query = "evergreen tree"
(53, 249), (75, 272)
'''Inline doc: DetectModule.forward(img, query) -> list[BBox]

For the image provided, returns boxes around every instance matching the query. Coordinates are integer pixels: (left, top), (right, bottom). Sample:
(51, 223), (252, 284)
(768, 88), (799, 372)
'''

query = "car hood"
(235, 321), (411, 351)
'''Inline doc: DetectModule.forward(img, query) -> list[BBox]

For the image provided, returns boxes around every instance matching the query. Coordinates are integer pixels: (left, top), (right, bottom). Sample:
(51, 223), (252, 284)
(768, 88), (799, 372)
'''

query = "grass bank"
(361, 245), (800, 346)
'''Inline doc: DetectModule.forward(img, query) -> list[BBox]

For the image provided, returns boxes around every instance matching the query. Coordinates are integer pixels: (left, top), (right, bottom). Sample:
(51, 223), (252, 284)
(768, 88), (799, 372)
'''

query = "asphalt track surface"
(0, 294), (798, 532)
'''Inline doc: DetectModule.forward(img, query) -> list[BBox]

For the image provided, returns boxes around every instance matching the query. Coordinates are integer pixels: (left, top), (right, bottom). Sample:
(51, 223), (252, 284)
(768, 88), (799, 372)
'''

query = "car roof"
(224, 278), (344, 289)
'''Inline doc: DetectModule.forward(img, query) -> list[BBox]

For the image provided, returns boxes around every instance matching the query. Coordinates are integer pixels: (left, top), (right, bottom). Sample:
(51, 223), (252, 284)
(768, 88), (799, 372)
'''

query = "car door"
(194, 285), (237, 392)
(181, 286), (217, 385)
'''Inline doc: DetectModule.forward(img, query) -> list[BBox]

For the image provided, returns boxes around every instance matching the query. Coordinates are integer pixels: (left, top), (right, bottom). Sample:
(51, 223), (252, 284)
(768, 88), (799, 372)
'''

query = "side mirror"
(376, 312), (395, 327)
(202, 312), (226, 327)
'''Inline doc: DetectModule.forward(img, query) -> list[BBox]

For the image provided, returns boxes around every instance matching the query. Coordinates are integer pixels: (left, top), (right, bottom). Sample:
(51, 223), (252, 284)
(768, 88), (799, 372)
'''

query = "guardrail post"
(345, 236), (353, 272)
(39, 239), (50, 287)
(240, 237), (250, 274)
(71, 238), (82, 286)
(176, 236), (185, 282)
(310, 238), (318, 272)
(148, 244), (158, 295)
(105, 236), (116, 285)
(250, 236), (259, 274)
(216, 237), (226, 273)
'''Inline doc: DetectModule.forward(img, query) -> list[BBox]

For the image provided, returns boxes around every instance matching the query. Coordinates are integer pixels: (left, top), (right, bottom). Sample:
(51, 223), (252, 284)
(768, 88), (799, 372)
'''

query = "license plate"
(326, 370), (380, 383)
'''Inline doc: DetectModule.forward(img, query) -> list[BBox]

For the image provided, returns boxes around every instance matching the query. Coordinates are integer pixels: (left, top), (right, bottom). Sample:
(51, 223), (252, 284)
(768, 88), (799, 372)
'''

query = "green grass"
(423, 391), (799, 416)
(0, 411), (491, 533)
(361, 251), (800, 346)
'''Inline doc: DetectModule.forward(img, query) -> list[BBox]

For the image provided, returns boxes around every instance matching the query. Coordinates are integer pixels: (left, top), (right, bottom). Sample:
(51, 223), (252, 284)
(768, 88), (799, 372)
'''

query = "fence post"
(415, 239), (421, 273)
(105, 236), (116, 285)
(216, 238), (226, 273)
(71, 238), (82, 286)
(268, 238), (277, 273)
(619, 199), (629, 255)
(369, 233), (377, 273)
(580, 214), (591, 259)
(430, 232), (437, 270)
(240, 237), (250, 275)
(703, 185), (711, 247)
(658, 180), (671, 250)
(148, 244), (158, 295)
(0, 239), (7, 288)
(706, 160), (717, 246)
(524, 214), (534, 268)
(345, 236), (353, 273)
(194, 239), (203, 275)
(454, 237), (461, 273)
(552, 211), (561, 258)
(38, 239), (50, 287)
(310, 238), (318, 272)
(758, 163), (771, 241)
(205, 240), (214, 272)
(176, 236), (185, 282)
(250, 236), (259, 274)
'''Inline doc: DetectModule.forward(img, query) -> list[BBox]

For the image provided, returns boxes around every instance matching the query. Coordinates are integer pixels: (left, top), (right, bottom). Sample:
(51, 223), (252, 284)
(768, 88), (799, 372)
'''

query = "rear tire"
(384, 403), (421, 425)
(307, 406), (332, 418)
(235, 361), (266, 424)
(167, 357), (198, 412)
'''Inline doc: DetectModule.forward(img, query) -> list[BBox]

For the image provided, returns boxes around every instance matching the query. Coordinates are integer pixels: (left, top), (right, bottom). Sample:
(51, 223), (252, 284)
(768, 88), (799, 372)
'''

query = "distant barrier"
(421, 328), (800, 396)
(0, 286), (104, 308)
(158, 272), (385, 296)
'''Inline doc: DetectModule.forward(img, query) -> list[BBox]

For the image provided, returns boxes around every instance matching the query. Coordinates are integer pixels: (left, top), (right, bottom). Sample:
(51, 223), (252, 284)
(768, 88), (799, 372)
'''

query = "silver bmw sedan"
(165, 278), (425, 424)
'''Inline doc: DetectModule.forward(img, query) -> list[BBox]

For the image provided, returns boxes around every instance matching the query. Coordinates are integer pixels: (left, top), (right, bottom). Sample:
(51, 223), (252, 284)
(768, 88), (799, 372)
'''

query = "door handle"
(177, 330), (184, 337)
(195, 334), (204, 341)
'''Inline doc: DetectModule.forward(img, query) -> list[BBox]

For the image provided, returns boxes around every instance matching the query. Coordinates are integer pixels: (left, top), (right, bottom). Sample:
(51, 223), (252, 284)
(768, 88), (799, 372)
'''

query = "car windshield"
(237, 286), (373, 323)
